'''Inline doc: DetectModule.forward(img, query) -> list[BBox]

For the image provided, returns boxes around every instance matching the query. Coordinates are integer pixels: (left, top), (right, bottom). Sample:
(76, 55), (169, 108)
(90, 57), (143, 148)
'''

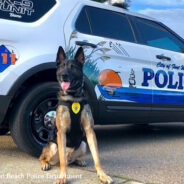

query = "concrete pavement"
(1, 123), (184, 184)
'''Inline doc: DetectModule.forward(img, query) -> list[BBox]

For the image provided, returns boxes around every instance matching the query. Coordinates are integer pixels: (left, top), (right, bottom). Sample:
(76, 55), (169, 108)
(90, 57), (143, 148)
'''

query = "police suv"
(1, 0), (184, 156)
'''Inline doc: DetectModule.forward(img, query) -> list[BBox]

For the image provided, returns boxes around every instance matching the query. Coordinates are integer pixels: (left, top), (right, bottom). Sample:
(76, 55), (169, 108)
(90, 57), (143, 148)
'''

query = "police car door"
(64, 3), (153, 123)
(131, 17), (184, 120)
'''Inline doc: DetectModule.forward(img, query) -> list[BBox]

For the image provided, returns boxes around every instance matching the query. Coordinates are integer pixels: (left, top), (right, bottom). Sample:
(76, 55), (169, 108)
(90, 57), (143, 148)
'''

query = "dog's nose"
(62, 74), (68, 79)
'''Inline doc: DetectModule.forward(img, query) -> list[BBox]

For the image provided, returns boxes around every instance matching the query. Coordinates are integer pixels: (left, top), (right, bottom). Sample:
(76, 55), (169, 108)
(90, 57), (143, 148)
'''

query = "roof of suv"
(83, 0), (158, 22)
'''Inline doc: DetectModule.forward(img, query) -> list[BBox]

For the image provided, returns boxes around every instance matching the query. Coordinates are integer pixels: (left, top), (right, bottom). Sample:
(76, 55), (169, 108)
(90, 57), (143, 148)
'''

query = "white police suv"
(1, 0), (184, 156)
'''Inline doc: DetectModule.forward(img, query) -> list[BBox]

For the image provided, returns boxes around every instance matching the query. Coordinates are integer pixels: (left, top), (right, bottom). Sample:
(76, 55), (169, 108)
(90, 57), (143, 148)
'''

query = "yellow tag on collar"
(72, 102), (81, 114)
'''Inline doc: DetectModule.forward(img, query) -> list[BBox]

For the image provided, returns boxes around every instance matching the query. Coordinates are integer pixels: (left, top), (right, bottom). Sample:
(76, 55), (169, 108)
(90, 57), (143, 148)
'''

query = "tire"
(10, 82), (59, 157)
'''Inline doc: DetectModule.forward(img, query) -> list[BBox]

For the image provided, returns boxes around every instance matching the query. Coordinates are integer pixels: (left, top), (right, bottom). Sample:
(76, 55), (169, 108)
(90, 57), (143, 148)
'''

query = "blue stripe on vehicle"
(97, 85), (184, 104)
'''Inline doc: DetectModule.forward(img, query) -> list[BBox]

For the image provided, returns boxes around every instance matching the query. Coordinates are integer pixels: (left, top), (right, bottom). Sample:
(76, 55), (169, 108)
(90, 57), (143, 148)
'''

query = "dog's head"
(56, 46), (85, 94)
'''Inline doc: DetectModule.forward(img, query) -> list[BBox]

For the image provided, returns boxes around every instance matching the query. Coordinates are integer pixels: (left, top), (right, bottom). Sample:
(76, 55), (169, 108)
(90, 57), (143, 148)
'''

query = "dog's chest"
(58, 100), (87, 149)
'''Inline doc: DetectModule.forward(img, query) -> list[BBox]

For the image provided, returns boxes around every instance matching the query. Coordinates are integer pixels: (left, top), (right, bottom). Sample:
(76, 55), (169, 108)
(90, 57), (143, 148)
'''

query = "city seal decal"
(72, 102), (81, 114)
(0, 44), (19, 72)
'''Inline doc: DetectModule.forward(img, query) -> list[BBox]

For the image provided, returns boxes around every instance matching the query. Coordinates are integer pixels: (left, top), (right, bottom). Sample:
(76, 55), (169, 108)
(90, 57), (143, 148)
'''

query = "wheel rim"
(30, 97), (57, 146)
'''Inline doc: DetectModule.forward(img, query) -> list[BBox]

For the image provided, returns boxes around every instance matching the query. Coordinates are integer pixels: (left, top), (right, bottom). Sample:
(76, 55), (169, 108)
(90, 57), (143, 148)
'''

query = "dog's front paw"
(57, 175), (67, 184)
(41, 162), (51, 171)
(98, 172), (113, 184)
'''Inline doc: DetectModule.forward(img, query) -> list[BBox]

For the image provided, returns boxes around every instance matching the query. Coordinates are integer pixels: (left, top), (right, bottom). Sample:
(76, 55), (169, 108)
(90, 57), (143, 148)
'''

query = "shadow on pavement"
(94, 122), (184, 146)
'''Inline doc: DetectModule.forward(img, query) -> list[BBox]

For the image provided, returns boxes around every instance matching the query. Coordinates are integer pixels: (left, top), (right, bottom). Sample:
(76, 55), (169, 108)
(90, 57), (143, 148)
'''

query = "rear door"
(64, 3), (153, 123)
(131, 16), (184, 122)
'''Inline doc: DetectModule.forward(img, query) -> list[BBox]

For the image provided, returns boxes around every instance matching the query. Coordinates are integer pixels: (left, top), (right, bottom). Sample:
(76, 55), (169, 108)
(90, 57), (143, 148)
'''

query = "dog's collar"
(58, 100), (88, 106)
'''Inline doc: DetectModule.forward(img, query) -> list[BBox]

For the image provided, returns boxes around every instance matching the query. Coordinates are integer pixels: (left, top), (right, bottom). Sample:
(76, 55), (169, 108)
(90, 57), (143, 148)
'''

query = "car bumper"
(0, 95), (11, 125)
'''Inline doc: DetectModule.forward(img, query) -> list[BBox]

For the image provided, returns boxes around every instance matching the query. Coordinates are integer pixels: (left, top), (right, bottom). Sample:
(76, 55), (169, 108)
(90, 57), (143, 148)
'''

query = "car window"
(83, 6), (135, 43)
(75, 7), (92, 34)
(0, 0), (56, 23)
(133, 17), (184, 53)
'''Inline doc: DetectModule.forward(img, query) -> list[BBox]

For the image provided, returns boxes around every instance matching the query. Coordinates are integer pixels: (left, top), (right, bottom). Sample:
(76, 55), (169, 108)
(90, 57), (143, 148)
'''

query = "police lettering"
(142, 68), (184, 89)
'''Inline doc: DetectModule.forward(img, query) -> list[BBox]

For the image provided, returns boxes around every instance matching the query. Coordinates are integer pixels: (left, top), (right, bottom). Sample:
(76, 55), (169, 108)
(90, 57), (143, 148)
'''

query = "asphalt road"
(1, 123), (184, 184)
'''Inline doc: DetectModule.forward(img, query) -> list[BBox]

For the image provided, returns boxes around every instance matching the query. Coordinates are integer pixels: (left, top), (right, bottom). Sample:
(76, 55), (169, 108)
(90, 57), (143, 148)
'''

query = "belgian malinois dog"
(39, 46), (113, 184)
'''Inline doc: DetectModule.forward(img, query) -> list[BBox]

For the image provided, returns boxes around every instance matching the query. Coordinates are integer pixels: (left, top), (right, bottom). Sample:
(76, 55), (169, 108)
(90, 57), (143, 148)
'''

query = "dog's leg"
(40, 142), (58, 171)
(81, 105), (113, 184)
(57, 130), (67, 184)
(56, 106), (71, 184)
(68, 141), (87, 167)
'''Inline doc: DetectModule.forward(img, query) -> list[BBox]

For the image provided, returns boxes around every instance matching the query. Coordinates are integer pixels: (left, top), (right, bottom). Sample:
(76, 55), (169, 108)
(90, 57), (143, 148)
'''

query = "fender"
(0, 62), (57, 125)
(8, 62), (57, 96)
(8, 62), (97, 100)
(0, 62), (56, 125)
(5, 62), (98, 122)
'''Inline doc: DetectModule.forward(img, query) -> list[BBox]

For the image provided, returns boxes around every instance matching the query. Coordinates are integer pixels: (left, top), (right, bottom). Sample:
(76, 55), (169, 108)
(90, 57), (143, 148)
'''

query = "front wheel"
(10, 82), (59, 157)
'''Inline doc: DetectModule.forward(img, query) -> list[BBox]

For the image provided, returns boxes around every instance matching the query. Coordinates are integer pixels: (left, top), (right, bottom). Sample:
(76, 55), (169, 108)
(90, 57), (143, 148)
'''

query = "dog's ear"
(74, 47), (85, 66)
(56, 46), (66, 66)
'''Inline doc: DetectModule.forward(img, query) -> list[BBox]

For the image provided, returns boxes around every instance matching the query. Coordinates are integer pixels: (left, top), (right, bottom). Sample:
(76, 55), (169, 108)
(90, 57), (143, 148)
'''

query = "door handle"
(156, 54), (171, 61)
(75, 41), (97, 48)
